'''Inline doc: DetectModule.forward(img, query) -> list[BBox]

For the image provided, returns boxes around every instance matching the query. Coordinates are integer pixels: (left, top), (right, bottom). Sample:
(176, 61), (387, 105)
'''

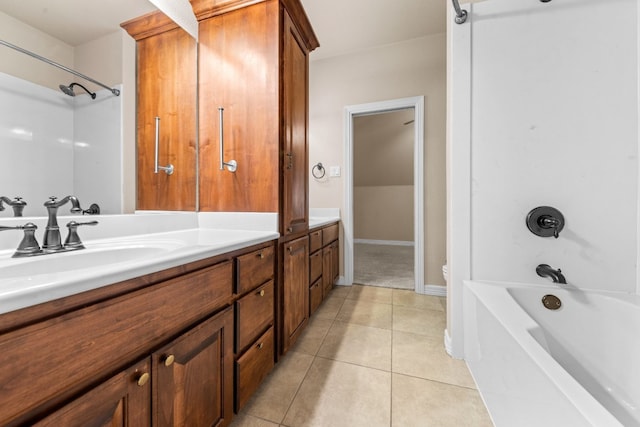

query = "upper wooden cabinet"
(121, 15), (197, 211)
(195, 0), (318, 236)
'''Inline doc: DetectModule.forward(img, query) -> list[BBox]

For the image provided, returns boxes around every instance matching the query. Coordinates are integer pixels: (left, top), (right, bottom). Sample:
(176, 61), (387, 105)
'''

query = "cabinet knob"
(258, 251), (264, 259)
(257, 342), (264, 350)
(136, 372), (150, 387)
(258, 289), (265, 297)
(163, 354), (175, 367)
(287, 227), (293, 233)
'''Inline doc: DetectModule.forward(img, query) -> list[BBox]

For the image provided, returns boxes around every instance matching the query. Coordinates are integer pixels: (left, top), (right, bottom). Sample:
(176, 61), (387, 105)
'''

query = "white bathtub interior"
(464, 281), (634, 427)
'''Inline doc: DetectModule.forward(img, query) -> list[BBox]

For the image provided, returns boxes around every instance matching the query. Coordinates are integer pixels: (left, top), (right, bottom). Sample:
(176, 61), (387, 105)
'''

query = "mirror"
(0, 1), (197, 217)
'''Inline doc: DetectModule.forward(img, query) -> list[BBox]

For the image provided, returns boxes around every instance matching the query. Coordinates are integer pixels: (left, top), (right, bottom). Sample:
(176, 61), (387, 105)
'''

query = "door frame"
(343, 96), (425, 293)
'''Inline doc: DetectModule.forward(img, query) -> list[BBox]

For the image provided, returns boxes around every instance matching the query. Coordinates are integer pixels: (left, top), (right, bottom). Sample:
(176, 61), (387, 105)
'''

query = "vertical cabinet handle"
(154, 117), (174, 175)
(218, 107), (237, 172)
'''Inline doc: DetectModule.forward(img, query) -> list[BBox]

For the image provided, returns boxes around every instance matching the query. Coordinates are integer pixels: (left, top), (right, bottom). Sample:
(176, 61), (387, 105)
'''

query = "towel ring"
(312, 163), (325, 179)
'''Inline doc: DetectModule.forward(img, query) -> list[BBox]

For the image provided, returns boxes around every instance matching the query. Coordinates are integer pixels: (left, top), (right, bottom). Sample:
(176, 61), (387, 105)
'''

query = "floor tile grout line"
(392, 370), (481, 392)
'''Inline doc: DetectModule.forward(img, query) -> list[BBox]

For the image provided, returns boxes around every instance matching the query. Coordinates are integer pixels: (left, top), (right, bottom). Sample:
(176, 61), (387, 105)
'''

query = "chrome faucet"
(0, 222), (41, 257)
(536, 264), (567, 284)
(43, 196), (83, 252)
(0, 196), (26, 217)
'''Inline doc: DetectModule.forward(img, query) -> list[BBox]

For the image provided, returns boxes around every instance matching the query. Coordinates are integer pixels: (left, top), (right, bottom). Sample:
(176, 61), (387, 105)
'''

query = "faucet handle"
(64, 220), (98, 250)
(0, 222), (41, 257)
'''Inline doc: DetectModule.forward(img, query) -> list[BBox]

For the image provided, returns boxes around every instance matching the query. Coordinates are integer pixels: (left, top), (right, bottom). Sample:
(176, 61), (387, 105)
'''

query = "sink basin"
(0, 240), (186, 279)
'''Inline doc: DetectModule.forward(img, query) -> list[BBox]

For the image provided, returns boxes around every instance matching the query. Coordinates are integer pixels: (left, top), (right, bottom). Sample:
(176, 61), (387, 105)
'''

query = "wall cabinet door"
(135, 27), (197, 210)
(282, 235), (309, 353)
(281, 10), (309, 236)
(32, 359), (151, 427)
(153, 307), (234, 427)
(198, 2), (280, 213)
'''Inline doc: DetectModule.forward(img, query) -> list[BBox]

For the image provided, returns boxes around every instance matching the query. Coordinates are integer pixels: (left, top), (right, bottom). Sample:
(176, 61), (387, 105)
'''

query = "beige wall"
(354, 185), (413, 241)
(309, 33), (446, 286)
(0, 11), (73, 90)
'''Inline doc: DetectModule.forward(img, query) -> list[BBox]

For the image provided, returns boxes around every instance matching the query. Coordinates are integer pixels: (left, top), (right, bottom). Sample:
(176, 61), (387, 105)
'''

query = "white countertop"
(309, 216), (341, 229)
(0, 210), (340, 315)
(0, 212), (278, 315)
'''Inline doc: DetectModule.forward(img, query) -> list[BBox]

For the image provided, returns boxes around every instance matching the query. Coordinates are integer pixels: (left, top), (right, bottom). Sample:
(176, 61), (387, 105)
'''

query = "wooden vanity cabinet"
(121, 13), (197, 211)
(233, 245), (276, 412)
(152, 309), (233, 426)
(32, 358), (152, 427)
(308, 222), (340, 314)
(0, 240), (282, 426)
(281, 235), (310, 353)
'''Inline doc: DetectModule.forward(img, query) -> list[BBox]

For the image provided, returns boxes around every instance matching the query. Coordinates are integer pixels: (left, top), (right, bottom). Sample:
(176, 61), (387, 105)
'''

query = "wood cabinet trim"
(121, 10), (180, 40)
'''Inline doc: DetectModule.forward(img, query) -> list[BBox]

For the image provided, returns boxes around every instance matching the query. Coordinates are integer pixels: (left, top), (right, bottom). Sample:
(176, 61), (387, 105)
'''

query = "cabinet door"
(331, 240), (340, 283)
(33, 358), (151, 427)
(282, 236), (309, 353)
(153, 307), (234, 427)
(281, 10), (309, 236)
(137, 27), (197, 210)
(322, 245), (333, 298)
(198, 1), (280, 213)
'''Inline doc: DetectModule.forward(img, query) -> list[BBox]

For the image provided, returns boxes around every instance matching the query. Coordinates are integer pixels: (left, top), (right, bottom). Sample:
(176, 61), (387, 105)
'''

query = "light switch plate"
(329, 166), (341, 177)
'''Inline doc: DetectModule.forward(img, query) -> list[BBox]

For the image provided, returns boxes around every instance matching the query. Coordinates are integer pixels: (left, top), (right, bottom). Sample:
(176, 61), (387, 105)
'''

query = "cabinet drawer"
(235, 280), (274, 352)
(309, 229), (322, 253)
(322, 223), (339, 246)
(309, 278), (323, 315)
(235, 327), (275, 411)
(309, 250), (323, 284)
(236, 245), (274, 295)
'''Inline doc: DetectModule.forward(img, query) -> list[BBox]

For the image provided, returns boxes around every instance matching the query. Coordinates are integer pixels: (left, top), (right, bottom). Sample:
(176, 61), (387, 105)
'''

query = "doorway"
(344, 96), (425, 293)
(353, 108), (415, 289)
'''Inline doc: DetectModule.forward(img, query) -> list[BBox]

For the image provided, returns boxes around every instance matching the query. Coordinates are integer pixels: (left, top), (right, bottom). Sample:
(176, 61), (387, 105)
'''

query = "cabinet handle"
(136, 372), (150, 387)
(218, 107), (237, 172)
(154, 117), (174, 175)
(258, 251), (264, 259)
(286, 152), (293, 170)
(257, 342), (264, 349)
(258, 289), (265, 297)
(163, 354), (175, 367)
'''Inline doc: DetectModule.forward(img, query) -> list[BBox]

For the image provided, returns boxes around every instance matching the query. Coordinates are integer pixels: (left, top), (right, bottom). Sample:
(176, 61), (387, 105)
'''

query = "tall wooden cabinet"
(121, 14), (197, 211)
(194, 0), (318, 357)
(195, 0), (318, 237)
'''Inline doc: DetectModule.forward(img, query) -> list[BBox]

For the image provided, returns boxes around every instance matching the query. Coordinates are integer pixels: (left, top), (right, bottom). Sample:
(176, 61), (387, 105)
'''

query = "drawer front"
(235, 280), (274, 352)
(322, 223), (339, 246)
(309, 229), (322, 253)
(236, 245), (274, 295)
(309, 278), (323, 315)
(309, 250), (323, 284)
(0, 261), (233, 425)
(235, 327), (275, 411)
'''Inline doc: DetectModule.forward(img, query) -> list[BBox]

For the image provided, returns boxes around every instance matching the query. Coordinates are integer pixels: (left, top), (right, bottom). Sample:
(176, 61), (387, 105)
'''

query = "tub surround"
(464, 280), (638, 427)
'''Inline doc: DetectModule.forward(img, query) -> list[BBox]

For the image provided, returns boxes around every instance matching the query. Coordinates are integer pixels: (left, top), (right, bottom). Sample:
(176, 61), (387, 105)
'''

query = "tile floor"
(230, 285), (494, 427)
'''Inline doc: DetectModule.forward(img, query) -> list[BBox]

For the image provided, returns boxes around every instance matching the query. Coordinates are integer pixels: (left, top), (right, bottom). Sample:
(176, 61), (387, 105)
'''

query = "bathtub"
(463, 280), (640, 427)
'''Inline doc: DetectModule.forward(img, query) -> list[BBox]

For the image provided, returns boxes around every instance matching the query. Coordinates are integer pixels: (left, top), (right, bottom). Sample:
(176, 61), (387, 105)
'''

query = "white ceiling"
(0, 0), (446, 59)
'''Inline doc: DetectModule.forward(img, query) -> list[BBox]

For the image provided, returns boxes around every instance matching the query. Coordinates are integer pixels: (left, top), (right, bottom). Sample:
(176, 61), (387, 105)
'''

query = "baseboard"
(424, 284), (447, 297)
(354, 238), (414, 247)
(444, 329), (453, 357)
